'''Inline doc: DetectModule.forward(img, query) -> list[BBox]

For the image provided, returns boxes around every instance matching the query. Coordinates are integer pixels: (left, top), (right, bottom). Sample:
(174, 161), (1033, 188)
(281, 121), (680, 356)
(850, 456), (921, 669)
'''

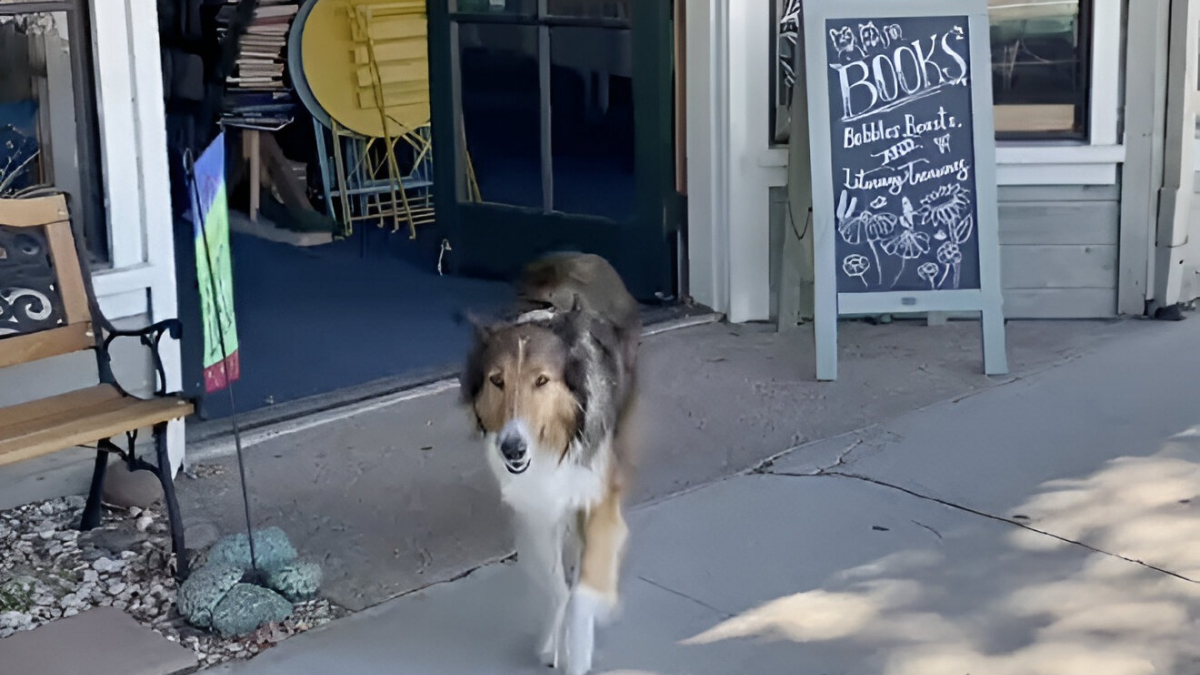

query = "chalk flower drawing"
(837, 191), (898, 285)
(917, 262), (940, 289)
(934, 213), (974, 289)
(951, 214), (974, 246)
(881, 197), (930, 287)
(882, 228), (931, 261)
(836, 190), (865, 244)
(937, 241), (963, 288)
(919, 183), (970, 230)
(843, 254), (871, 286)
(864, 212), (898, 240)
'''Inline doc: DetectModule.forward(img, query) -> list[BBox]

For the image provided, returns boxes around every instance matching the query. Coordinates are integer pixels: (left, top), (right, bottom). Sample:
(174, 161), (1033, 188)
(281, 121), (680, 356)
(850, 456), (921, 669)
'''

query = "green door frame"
(426, 1), (677, 302)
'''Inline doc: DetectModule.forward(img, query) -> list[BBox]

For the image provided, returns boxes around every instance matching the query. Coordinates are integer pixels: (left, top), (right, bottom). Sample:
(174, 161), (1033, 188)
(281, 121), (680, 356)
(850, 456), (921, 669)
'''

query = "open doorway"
(164, 0), (689, 423)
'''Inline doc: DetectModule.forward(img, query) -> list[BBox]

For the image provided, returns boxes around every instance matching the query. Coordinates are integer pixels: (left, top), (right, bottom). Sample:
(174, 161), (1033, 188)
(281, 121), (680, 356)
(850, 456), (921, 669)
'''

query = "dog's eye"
(535, 375), (549, 387)
(489, 374), (504, 389)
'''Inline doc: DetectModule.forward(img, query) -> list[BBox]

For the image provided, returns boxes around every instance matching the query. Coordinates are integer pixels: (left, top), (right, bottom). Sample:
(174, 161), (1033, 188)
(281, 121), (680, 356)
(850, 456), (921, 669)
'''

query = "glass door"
(428, 0), (676, 300)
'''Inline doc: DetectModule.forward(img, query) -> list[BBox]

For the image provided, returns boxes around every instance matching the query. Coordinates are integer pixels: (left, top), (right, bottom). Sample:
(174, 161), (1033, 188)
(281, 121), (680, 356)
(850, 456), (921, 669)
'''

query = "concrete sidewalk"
(176, 319), (1143, 612)
(211, 318), (1200, 675)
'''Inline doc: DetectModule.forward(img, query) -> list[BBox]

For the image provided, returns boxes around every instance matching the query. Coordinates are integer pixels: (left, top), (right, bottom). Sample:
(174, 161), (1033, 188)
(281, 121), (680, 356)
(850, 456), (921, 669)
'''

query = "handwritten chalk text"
(830, 29), (968, 122)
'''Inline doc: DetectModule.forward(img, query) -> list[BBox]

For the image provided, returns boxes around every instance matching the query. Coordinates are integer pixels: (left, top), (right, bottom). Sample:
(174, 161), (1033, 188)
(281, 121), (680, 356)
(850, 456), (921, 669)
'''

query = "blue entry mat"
(198, 229), (515, 419)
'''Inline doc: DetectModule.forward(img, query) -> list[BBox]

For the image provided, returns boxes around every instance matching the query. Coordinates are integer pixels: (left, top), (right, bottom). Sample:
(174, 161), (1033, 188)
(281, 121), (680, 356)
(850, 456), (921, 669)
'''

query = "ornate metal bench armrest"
(96, 319), (184, 398)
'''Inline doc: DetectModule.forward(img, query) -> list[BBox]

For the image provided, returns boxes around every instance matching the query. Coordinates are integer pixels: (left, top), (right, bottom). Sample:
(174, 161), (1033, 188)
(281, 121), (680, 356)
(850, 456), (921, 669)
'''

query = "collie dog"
(460, 253), (640, 675)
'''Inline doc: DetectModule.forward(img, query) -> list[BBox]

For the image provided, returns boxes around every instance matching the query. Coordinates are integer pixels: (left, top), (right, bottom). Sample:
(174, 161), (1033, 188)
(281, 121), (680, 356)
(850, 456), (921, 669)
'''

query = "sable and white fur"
(460, 255), (639, 675)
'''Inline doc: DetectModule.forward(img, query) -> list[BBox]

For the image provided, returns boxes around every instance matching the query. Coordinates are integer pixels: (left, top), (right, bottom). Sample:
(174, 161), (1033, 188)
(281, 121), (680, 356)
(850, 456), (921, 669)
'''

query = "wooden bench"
(0, 194), (194, 578)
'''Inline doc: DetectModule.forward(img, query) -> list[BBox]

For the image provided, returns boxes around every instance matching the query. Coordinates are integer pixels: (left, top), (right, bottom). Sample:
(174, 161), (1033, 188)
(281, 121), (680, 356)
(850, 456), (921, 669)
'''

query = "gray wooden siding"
(770, 184), (1120, 321)
(996, 185), (1119, 318)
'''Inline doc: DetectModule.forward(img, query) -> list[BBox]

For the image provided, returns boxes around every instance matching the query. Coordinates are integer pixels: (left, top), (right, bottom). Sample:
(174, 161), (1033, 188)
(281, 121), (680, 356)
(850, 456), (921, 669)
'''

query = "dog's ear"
(458, 310), (495, 343)
(563, 346), (589, 443)
(458, 313), (494, 405)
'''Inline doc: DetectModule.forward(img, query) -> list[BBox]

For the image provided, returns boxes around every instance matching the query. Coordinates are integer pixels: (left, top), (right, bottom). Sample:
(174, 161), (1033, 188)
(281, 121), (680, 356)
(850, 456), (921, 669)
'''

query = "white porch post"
(1151, 0), (1199, 312)
(685, 0), (731, 316)
(1118, 0), (1170, 315)
(90, 0), (185, 474)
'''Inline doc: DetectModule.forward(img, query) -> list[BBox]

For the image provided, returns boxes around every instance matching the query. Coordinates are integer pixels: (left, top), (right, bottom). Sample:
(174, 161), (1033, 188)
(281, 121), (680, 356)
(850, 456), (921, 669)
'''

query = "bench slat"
(44, 220), (91, 325)
(0, 196), (69, 228)
(0, 324), (94, 369)
(0, 385), (122, 430)
(0, 395), (194, 467)
(0, 393), (146, 440)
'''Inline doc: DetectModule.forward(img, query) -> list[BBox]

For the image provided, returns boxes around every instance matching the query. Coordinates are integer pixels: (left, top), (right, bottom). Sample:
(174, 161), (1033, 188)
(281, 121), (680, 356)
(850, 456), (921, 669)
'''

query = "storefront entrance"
(164, 0), (682, 421)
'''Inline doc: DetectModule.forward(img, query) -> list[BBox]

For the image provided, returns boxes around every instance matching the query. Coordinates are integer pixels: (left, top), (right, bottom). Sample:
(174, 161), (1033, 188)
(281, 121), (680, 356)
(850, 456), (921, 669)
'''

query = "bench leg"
(80, 447), (109, 531)
(152, 422), (190, 580)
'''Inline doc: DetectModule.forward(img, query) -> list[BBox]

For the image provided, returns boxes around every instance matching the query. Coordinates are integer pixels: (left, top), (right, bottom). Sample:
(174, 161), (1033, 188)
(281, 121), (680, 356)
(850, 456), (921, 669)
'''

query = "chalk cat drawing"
(829, 26), (858, 59)
(858, 21), (888, 52)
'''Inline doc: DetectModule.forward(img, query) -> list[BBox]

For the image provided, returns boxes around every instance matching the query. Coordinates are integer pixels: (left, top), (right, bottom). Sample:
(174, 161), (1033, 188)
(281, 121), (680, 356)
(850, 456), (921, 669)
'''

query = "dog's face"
(462, 321), (583, 475)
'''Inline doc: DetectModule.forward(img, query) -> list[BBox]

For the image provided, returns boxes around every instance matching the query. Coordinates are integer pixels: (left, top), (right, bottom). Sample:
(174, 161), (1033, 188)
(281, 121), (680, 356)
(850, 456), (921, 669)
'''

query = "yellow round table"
(300, 0), (431, 139)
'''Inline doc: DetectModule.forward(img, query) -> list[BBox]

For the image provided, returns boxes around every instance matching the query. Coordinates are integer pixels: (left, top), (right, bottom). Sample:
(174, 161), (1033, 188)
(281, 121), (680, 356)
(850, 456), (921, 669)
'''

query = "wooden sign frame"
(801, 0), (1008, 381)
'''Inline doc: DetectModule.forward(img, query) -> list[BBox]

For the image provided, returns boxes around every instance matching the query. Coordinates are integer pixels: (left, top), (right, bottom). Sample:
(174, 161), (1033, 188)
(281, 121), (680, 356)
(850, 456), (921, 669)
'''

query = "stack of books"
(221, 90), (297, 130)
(219, 0), (299, 130)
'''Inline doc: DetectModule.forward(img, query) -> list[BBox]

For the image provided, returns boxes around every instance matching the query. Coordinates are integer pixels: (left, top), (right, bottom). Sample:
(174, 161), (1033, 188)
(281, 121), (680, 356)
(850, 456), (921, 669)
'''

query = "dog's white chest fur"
(485, 435), (609, 518)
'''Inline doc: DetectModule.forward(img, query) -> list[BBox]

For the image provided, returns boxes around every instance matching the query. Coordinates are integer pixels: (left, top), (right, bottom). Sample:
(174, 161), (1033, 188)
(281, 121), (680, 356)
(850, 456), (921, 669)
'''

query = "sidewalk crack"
(636, 575), (736, 619)
(768, 469), (1200, 585)
(753, 435), (864, 475)
(910, 519), (943, 540)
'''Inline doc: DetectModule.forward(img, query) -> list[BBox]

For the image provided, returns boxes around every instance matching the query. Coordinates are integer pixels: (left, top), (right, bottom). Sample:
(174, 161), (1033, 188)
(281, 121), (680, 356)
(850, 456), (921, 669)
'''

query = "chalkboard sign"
(800, 0), (1007, 379)
(825, 16), (979, 293)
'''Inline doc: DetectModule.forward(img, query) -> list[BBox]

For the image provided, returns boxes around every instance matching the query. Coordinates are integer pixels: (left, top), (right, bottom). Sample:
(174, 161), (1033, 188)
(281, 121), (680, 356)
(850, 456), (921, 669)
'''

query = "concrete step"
(0, 607), (197, 675)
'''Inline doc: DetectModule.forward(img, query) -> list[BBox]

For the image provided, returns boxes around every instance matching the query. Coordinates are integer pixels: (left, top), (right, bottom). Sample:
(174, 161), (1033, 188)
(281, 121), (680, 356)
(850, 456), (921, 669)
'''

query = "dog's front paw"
(563, 587), (603, 675)
(539, 591), (570, 668)
(539, 636), (559, 669)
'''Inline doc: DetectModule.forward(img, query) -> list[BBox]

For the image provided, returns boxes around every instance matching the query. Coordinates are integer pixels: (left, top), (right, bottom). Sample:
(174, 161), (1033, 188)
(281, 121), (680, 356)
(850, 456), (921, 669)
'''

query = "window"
(451, 0), (636, 220)
(770, 0), (1092, 144)
(989, 0), (1090, 139)
(0, 1), (106, 265)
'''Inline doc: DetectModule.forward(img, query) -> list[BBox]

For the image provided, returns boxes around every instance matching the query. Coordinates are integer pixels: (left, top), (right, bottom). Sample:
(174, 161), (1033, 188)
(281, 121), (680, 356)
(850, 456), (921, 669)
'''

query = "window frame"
(0, 0), (108, 266)
(991, 0), (1093, 141)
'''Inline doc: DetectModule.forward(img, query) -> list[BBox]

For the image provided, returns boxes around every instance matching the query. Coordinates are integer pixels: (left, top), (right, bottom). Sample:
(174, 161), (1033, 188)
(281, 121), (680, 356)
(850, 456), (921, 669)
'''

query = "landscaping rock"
(0, 577), (35, 612)
(0, 496), (342, 665)
(184, 520), (221, 552)
(210, 583), (293, 639)
(266, 561), (323, 602)
(177, 563), (243, 629)
(81, 526), (149, 555)
(101, 461), (164, 509)
(206, 527), (297, 572)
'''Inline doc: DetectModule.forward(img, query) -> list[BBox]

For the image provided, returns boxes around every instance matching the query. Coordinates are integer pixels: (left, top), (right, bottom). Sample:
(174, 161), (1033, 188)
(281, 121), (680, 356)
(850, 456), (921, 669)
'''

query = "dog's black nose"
(499, 436), (527, 462)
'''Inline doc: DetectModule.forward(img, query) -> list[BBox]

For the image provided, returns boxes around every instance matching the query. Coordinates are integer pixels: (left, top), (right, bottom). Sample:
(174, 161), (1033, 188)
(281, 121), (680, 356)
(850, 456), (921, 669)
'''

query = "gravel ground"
(0, 496), (347, 669)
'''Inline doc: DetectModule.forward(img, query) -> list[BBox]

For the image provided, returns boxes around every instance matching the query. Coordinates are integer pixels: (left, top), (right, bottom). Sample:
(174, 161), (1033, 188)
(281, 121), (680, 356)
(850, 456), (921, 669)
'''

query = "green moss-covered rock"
(266, 560), (322, 602)
(177, 562), (243, 629)
(206, 527), (297, 572)
(0, 577), (35, 613)
(210, 583), (293, 638)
